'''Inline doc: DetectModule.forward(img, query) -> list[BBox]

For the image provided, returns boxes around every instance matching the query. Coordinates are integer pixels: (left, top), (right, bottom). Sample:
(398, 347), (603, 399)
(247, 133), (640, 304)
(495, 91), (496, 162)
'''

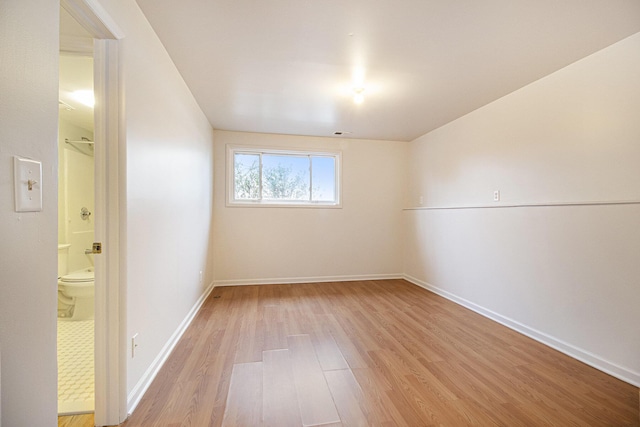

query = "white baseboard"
(403, 274), (640, 388)
(126, 281), (215, 415)
(214, 273), (403, 287)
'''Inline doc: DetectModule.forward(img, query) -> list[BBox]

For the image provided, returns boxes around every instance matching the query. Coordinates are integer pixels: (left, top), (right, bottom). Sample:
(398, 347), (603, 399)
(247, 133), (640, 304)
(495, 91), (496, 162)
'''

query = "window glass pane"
(262, 154), (310, 200)
(234, 153), (260, 200)
(230, 147), (340, 206)
(311, 156), (336, 202)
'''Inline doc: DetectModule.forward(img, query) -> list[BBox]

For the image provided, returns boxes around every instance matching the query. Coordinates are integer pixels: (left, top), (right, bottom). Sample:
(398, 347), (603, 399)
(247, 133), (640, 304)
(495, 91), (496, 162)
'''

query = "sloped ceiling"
(136, 0), (640, 141)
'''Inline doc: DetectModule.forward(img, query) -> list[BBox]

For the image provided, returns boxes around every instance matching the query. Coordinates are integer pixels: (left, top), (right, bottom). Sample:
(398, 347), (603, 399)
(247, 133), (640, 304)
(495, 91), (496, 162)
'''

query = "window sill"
(226, 201), (342, 209)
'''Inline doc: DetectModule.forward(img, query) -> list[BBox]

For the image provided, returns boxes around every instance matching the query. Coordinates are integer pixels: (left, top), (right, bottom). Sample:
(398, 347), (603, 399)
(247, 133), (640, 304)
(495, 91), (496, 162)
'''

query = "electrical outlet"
(199, 271), (203, 284)
(493, 190), (500, 202)
(132, 333), (139, 358)
(419, 196), (424, 206)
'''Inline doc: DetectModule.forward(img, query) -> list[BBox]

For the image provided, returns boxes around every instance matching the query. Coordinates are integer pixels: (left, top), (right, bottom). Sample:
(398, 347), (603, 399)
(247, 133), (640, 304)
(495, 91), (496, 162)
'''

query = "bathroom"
(57, 53), (96, 415)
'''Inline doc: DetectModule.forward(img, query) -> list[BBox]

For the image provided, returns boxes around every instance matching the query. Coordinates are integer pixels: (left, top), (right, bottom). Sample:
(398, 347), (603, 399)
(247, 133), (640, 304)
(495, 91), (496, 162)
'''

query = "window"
(227, 145), (341, 207)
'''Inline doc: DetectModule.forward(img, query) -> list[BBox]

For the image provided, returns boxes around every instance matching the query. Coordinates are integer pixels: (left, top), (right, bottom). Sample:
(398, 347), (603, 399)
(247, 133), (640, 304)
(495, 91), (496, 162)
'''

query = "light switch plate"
(14, 156), (43, 212)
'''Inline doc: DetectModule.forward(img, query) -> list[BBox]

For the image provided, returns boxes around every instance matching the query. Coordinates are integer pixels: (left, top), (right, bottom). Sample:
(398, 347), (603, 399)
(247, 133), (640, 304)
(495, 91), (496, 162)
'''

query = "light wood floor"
(58, 413), (94, 427)
(72, 279), (640, 426)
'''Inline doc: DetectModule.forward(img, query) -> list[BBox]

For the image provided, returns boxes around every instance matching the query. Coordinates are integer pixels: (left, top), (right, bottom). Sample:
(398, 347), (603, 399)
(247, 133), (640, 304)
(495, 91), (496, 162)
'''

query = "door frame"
(60, 1), (126, 425)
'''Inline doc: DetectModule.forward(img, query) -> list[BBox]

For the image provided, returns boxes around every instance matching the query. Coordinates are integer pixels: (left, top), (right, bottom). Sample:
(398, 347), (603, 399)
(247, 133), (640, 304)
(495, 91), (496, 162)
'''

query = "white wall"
(0, 1), (60, 425)
(58, 119), (94, 247)
(213, 131), (406, 284)
(404, 33), (640, 385)
(92, 0), (215, 410)
(58, 119), (95, 273)
(1, 0), (214, 423)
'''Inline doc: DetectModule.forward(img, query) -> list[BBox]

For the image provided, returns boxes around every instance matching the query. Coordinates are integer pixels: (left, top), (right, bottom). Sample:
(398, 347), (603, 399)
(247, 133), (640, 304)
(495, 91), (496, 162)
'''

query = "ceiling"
(59, 7), (94, 133)
(137, 1), (640, 142)
(59, 55), (94, 133)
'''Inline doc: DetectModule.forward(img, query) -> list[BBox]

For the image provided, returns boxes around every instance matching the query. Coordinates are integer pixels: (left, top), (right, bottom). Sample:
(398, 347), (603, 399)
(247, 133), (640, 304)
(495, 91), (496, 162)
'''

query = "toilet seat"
(60, 269), (94, 283)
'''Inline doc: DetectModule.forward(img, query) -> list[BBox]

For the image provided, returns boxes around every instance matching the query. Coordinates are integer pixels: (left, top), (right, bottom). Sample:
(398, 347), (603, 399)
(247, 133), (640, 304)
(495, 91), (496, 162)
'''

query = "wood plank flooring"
(58, 413), (94, 427)
(119, 279), (638, 426)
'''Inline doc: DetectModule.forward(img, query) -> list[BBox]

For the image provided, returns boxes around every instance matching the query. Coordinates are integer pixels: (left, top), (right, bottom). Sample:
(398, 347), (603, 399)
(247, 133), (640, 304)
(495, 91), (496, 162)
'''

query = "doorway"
(59, 1), (125, 425)
(57, 49), (96, 415)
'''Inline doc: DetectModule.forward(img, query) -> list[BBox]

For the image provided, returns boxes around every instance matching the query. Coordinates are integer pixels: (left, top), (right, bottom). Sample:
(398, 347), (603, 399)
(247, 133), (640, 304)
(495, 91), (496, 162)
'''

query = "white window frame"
(226, 144), (342, 208)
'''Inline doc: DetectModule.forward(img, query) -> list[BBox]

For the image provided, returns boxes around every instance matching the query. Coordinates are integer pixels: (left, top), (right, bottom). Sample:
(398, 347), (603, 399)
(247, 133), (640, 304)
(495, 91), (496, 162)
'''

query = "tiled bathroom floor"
(57, 319), (94, 415)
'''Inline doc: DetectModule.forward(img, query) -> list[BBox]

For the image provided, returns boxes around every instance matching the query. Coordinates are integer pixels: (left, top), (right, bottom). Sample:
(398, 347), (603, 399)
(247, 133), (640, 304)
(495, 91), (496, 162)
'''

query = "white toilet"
(58, 244), (95, 321)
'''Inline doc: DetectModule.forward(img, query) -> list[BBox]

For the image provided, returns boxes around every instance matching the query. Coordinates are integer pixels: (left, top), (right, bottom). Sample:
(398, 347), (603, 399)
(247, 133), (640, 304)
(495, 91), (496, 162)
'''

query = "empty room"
(1, 1), (639, 426)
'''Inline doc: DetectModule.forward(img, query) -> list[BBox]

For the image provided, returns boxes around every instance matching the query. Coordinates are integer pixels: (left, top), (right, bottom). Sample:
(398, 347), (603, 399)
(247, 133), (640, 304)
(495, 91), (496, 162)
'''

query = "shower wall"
(58, 118), (94, 273)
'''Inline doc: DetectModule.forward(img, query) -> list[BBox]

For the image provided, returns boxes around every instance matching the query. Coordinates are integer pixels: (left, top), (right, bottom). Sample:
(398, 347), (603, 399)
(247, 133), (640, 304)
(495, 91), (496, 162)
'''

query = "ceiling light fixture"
(71, 90), (95, 108)
(353, 87), (365, 104)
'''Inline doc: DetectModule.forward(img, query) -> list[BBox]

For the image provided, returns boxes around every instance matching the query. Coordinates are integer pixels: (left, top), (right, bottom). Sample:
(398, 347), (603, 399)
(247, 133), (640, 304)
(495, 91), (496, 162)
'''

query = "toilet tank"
(57, 244), (71, 277)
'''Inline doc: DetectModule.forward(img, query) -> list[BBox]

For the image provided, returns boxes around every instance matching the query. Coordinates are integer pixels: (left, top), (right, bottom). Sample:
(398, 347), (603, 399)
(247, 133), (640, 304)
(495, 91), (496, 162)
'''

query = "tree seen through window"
(233, 151), (337, 204)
